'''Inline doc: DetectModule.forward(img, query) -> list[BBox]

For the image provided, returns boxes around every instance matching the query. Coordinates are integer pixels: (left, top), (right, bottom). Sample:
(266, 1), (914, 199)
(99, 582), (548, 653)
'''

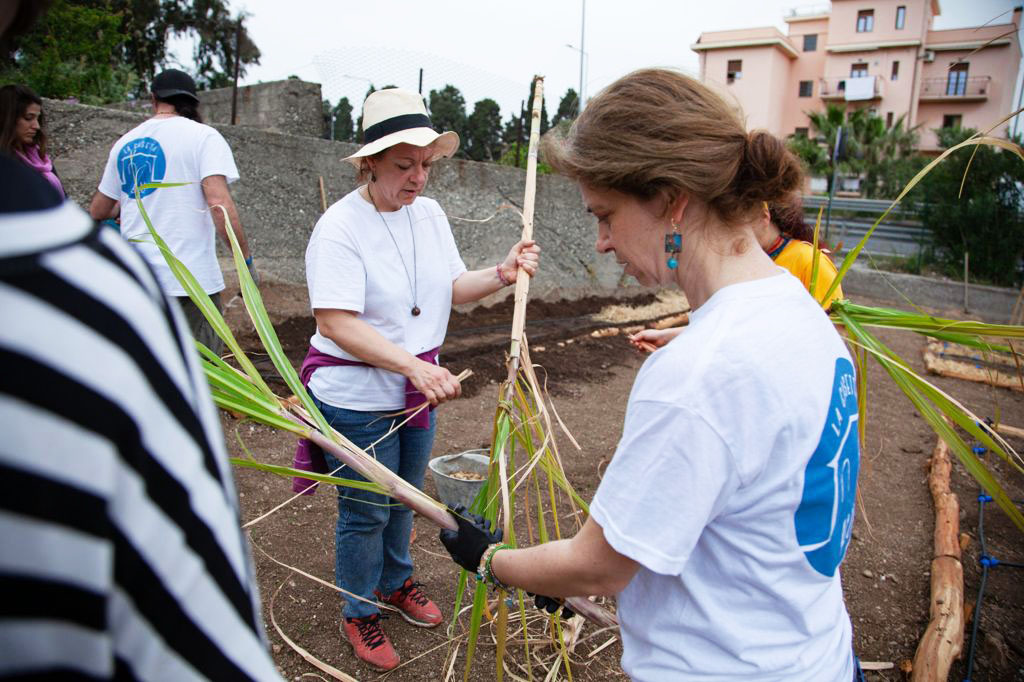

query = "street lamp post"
(565, 42), (588, 116)
(578, 0), (585, 114)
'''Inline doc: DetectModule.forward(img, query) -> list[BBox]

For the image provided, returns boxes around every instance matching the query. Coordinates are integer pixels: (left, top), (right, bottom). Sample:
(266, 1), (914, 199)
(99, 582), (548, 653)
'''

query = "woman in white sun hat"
(298, 87), (539, 672)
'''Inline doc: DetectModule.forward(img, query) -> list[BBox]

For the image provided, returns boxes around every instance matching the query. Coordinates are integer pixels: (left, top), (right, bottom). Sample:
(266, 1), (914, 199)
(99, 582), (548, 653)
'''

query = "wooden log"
(651, 312), (689, 329)
(923, 346), (1024, 392)
(911, 437), (965, 682)
(927, 440), (960, 560)
(932, 492), (961, 560)
(925, 339), (1021, 371)
(911, 556), (964, 682)
(995, 422), (1024, 440)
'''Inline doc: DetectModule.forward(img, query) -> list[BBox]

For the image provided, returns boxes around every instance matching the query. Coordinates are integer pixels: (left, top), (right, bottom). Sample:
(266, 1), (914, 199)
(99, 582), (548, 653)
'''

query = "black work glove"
(439, 505), (502, 573)
(531, 593), (576, 620)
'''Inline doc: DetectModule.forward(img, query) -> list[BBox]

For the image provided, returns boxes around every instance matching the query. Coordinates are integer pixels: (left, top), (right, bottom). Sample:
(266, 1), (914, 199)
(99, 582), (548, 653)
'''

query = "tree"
(917, 127), (1024, 286)
(501, 105), (522, 146)
(464, 98), (503, 161)
(355, 84), (376, 142)
(787, 131), (829, 179)
(2, 0), (261, 102)
(497, 145), (552, 174)
(331, 97), (355, 142)
(185, 5), (261, 90)
(551, 88), (579, 127)
(804, 103), (923, 198)
(108, 0), (260, 91)
(861, 114), (923, 199)
(0, 0), (138, 104)
(804, 103), (853, 193)
(428, 84), (467, 157)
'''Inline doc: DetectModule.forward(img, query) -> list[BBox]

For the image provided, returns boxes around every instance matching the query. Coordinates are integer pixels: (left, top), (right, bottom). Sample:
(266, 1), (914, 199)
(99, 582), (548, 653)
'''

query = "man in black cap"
(89, 68), (258, 355)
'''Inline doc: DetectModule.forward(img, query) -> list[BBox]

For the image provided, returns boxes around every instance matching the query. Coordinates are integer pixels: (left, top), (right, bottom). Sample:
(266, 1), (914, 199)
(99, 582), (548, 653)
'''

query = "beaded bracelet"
(496, 263), (513, 287)
(477, 542), (512, 591)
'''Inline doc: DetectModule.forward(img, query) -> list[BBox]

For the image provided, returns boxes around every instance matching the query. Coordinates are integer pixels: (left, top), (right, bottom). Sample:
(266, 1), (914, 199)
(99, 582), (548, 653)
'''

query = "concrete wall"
(199, 79), (324, 137)
(107, 79), (324, 138)
(842, 263), (1020, 323)
(43, 98), (1020, 321)
(46, 98), (631, 308)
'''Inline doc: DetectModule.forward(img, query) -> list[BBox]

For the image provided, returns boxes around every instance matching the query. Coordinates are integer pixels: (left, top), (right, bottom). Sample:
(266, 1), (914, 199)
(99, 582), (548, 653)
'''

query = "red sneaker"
(342, 614), (400, 671)
(376, 578), (443, 628)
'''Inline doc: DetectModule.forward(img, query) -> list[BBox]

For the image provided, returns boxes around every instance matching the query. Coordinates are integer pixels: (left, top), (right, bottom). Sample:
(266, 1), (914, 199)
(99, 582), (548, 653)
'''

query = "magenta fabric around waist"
(290, 344), (439, 494)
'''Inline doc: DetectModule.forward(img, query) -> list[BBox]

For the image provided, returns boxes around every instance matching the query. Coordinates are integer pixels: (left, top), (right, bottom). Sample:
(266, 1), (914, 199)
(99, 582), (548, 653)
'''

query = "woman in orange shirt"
(629, 194), (843, 352)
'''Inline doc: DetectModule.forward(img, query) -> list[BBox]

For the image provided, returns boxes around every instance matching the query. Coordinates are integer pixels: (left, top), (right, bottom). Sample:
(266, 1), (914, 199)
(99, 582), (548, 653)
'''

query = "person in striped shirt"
(0, 153), (282, 680)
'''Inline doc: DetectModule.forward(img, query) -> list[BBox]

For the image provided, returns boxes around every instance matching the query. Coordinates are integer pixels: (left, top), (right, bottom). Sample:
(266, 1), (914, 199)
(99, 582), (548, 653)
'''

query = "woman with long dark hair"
(0, 84), (64, 196)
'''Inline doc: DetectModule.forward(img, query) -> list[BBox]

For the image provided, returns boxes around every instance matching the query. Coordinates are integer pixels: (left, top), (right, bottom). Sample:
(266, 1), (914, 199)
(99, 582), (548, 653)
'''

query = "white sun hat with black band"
(344, 88), (459, 166)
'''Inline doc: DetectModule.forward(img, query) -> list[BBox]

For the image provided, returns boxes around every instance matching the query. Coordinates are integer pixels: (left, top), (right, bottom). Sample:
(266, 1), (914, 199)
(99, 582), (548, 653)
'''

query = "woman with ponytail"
(439, 69), (861, 681)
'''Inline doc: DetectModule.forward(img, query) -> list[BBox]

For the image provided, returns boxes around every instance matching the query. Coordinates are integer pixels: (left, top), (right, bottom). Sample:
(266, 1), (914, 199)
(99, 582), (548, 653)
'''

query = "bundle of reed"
(445, 76), (617, 682)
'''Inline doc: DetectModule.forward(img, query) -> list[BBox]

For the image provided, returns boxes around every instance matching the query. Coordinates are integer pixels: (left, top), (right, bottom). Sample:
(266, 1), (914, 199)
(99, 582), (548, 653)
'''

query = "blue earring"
(665, 221), (682, 269)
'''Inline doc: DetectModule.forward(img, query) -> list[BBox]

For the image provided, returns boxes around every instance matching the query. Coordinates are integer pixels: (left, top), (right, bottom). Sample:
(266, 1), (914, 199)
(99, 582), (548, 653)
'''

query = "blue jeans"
(312, 395), (437, 619)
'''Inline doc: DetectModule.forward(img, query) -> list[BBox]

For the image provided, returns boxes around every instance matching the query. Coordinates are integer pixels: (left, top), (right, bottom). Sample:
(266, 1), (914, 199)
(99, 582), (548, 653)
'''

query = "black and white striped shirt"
(0, 158), (281, 681)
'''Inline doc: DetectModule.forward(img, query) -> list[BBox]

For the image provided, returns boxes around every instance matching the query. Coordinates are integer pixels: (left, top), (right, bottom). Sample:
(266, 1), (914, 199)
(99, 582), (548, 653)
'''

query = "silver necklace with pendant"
(369, 184), (420, 316)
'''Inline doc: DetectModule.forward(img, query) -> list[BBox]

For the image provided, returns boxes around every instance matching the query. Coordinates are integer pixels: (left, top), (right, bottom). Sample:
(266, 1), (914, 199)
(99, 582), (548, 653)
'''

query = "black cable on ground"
(962, 438), (1024, 682)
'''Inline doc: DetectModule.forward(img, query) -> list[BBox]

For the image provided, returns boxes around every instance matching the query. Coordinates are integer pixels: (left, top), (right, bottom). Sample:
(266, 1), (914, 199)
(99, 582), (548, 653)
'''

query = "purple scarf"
(16, 145), (64, 197)
(291, 344), (440, 494)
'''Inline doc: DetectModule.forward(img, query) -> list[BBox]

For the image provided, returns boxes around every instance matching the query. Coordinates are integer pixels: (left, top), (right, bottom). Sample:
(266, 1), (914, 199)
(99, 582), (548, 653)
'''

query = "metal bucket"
(427, 450), (490, 510)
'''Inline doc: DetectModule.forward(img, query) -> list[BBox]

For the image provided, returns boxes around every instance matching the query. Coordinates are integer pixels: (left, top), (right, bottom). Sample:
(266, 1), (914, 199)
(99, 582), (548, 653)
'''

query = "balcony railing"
(786, 3), (831, 17)
(819, 75), (881, 99)
(919, 75), (991, 100)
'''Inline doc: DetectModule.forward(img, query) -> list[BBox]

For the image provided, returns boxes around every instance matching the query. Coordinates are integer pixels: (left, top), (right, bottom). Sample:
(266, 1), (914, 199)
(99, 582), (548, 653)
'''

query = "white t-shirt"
(305, 189), (467, 411)
(590, 272), (858, 682)
(98, 116), (239, 296)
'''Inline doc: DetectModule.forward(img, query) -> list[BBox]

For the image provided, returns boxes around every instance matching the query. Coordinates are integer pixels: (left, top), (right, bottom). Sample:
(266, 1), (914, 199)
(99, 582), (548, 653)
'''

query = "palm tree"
(806, 103), (855, 193)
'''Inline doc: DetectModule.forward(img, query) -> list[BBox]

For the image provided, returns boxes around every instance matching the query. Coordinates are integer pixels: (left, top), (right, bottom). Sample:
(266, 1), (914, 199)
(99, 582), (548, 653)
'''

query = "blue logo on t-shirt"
(794, 357), (860, 577)
(116, 137), (166, 199)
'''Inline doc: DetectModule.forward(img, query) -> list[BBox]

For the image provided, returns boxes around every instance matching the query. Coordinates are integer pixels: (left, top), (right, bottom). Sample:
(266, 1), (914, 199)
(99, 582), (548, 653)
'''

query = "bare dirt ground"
(223, 280), (1024, 682)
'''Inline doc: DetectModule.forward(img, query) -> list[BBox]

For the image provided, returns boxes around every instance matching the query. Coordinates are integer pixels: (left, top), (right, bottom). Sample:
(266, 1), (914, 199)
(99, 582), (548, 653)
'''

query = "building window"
(895, 5), (906, 29)
(850, 63), (869, 78)
(946, 63), (968, 95)
(942, 114), (962, 129)
(803, 34), (818, 51)
(891, 61), (899, 80)
(727, 60), (743, 84)
(794, 127), (810, 137)
(857, 9), (874, 32)
(886, 112), (894, 127)
(798, 80), (813, 97)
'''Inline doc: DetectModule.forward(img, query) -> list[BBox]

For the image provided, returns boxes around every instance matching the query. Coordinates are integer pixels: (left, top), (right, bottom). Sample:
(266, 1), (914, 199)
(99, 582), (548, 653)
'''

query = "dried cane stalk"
(498, 75), (618, 632)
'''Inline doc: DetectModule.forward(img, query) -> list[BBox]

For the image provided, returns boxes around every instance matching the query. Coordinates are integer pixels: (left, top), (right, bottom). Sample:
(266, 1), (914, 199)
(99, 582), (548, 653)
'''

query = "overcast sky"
(191, 0), (1023, 120)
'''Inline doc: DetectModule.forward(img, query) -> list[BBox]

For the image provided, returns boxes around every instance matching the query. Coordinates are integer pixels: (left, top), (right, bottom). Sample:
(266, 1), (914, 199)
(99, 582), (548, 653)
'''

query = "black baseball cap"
(151, 69), (199, 103)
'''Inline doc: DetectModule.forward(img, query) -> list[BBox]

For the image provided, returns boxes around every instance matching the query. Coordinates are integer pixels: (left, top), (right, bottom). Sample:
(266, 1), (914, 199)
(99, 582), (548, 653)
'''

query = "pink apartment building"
(691, 1), (1022, 152)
